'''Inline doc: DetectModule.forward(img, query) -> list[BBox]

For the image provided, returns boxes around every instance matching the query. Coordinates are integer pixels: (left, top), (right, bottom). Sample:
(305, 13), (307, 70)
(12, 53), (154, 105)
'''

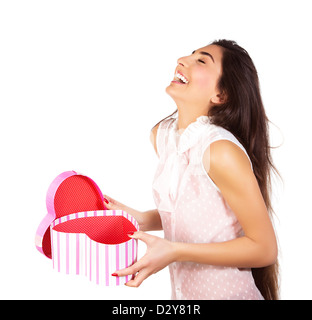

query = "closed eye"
(192, 49), (215, 63)
(198, 59), (205, 64)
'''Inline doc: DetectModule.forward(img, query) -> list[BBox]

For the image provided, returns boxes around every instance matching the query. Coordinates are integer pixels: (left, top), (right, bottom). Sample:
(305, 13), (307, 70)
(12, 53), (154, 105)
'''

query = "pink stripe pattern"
(50, 210), (139, 286)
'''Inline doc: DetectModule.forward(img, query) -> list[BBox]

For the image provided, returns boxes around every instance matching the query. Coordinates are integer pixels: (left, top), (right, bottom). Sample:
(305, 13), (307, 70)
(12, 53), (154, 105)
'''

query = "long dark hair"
(209, 39), (279, 300)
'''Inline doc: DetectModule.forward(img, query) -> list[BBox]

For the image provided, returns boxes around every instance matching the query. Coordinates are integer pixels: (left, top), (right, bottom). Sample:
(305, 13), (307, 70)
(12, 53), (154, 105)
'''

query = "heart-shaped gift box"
(35, 171), (139, 286)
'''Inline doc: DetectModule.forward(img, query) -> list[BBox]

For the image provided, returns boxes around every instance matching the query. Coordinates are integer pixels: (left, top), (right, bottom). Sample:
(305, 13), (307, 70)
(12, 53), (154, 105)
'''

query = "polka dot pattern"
(152, 116), (264, 300)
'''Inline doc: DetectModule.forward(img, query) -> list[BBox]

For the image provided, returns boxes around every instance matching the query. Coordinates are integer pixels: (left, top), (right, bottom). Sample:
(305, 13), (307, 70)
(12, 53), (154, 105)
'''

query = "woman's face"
(166, 44), (224, 113)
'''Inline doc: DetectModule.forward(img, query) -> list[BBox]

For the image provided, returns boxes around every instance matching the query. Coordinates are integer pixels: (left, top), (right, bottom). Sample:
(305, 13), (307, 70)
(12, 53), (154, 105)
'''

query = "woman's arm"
(175, 140), (277, 268)
(187, 139), (278, 268)
(114, 140), (278, 287)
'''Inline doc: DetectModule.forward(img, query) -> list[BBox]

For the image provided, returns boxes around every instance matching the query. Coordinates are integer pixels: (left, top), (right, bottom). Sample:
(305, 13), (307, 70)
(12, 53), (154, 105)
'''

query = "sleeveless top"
(152, 114), (263, 300)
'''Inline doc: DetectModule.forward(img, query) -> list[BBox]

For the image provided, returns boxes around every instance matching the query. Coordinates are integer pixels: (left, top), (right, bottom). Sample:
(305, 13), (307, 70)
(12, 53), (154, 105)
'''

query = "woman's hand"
(103, 194), (139, 216)
(112, 231), (177, 287)
(102, 194), (145, 228)
(103, 195), (162, 232)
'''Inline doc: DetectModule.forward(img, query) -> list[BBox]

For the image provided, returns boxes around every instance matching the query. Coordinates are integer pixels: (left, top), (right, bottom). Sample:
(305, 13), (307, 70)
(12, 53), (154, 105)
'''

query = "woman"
(104, 39), (279, 300)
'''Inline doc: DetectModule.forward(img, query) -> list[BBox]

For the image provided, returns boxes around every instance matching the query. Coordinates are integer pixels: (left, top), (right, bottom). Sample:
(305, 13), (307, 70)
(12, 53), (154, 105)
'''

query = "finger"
(103, 195), (125, 210)
(113, 260), (142, 277)
(127, 230), (155, 245)
(125, 268), (151, 288)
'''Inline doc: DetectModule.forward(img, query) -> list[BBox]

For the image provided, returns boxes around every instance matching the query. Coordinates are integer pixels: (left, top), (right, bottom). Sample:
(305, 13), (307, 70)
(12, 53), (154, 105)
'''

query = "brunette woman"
(104, 39), (279, 300)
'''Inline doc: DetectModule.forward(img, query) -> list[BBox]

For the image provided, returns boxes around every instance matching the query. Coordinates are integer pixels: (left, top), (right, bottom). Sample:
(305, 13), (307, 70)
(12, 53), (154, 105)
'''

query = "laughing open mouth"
(174, 71), (189, 84)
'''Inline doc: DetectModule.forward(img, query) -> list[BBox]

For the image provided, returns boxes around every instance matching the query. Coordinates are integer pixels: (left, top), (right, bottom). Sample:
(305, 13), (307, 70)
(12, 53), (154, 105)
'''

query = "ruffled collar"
(171, 115), (211, 154)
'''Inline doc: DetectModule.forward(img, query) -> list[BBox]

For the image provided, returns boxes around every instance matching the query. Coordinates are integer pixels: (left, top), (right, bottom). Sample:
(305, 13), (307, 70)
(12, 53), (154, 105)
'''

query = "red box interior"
(53, 215), (137, 245)
(43, 175), (105, 258)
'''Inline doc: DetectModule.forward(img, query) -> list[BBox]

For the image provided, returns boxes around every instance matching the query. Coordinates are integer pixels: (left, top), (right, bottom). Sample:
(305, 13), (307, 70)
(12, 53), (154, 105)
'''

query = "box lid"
(35, 171), (106, 258)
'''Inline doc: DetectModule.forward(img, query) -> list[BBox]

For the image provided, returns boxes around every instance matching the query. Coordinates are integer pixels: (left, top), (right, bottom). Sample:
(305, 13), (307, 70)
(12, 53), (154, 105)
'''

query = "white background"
(0, 0), (311, 300)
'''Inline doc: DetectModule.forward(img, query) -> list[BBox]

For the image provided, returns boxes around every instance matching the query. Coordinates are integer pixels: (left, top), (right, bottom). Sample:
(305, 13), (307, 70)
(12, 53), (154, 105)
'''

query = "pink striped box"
(35, 171), (139, 286)
(51, 210), (138, 286)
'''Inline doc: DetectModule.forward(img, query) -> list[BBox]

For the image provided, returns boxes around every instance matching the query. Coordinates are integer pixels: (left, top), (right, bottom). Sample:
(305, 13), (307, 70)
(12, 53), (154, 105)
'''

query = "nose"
(177, 55), (188, 67)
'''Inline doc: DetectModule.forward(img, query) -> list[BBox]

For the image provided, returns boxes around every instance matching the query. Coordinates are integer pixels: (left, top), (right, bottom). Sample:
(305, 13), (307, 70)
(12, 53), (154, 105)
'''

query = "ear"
(211, 91), (227, 105)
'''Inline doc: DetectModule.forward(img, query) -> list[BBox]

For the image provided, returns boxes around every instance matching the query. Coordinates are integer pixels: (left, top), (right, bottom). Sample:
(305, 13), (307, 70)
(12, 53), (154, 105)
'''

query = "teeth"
(175, 72), (189, 84)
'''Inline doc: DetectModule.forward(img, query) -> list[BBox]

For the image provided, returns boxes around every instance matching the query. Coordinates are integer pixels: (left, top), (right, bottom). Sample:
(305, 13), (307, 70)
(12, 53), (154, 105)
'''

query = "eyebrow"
(192, 50), (215, 63)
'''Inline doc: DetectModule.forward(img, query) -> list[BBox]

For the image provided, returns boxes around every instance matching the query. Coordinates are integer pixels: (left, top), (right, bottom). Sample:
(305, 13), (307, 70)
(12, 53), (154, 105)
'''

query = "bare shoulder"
(205, 140), (253, 189)
(150, 123), (160, 155)
(210, 140), (251, 170)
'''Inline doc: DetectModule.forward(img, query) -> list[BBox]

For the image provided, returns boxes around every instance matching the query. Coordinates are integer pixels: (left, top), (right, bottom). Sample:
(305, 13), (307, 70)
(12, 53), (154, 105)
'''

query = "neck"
(177, 107), (208, 131)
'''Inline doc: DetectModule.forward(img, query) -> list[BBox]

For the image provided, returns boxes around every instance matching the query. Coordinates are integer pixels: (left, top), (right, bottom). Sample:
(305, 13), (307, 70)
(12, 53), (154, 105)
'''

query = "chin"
(165, 84), (178, 100)
(165, 82), (190, 108)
